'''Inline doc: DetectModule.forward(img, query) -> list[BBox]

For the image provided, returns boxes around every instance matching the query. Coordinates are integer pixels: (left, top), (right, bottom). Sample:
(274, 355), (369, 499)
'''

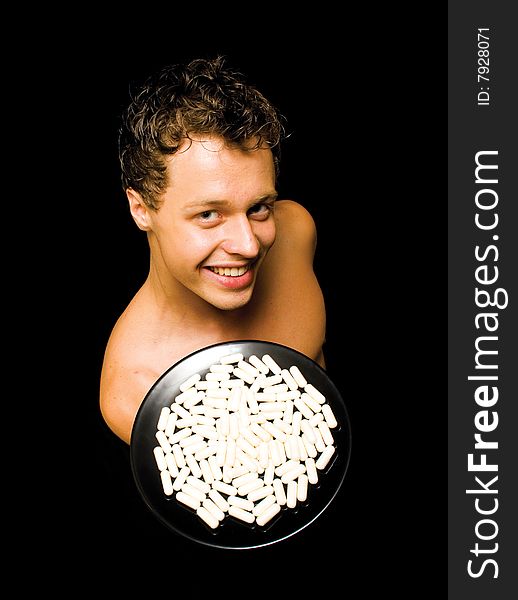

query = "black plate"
(130, 340), (351, 549)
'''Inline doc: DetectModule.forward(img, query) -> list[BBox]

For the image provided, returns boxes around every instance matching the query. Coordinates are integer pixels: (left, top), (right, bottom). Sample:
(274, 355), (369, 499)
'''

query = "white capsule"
(262, 411), (284, 421)
(286, 480), (297, 508)
(252, 494), (277, 517)
(263, 384), (289, 395)
(199, 459), (214, 485)
(215, 440), (227, 466)
(297, 436), (308, 461)
(305, 457), (319, 484)
(292, 411), (302, 436)
(228, 505), (255, 524)
(275, 459), (300, 477)
(249, 374), (266, 394)
(190, 405), (206, 415)
(208, 488), (229, 512)
(243, 387), (259, 414)
(164, 412), (178, 437)
(227, 386), (241, 412)
(300, 420), (316, 444)
(318, 421), (334, 446)
(203, 408), (227, 419)
(313, 426), (326, 452)
(192, 425), (219, 440)
(202, 497), (225, 521)
(194, 445), (218, 461)
(289, 365), (307, 387)
(219, 352), (244, 364)
(203, 397), (227, 410)
(250, 422), (271, 442)
(304, 383), (326, 404)
(300, 392), (322, 414)
(222, 465), (233, 483)
(186, 475), (211, 494)
(153, 447), (167, 471)
(281, 463), (306, 484)
(172, 444), (186, 469)
(175, 417), (198, 428)
(301, 435), (317, 458)
(315, 445), (336, 470)
(185, 453), (202, 478)
(238, 401), (250, 428)
(168, 428), (192, 444)
(256, 502), (281, 526)
(237, 360), (260, 378)
(309, 413), (324, 427)
(273, 418), (292, 435)
(235, 449), (258, 473)
(180, 373), (201, 392)
(248, 355), (270, 374)
(262, 421), (287, 442)
(195, 379), (219, 390)
(297, 474), (308, 502)
(261, 355), (282, 375)
(174, 387), (198, 406)
(165, 452), (179, 478)
(220, 378), (245, 389)
(176, 490), (200, 510)
(205, 371), (230, 381)
(172, 466), (190, 491)
(160, 469), (174, 496)
(224, 437), (236, 467)
(250, 413), (268, 424)
(183, 390), (205, 410)
(287, 435), (300, 460)
(272, 478), (287, 506)
(322, 404), (338, 428)
(229, 414), (240, 439)
(227, 495), (254, 511)
(248, 485), (274, 502)
(196, 506), (219, 529)
(293, 398), (314, 420)
(277, 390), (301, 402)
(209, 364), (235, 373)
(171, 404), (192, 419)
(281, 369), (299, 392)
(181, 483), (206, 503)
(259, 402), (287, 413)
(212, 480), (237, 496)
(157, 407), (170, 431)
(255, 392), (277, 402)
(208, 455), (223, 481)
(238, 478), (263, 496)
(232, 367), (255, 385)
(263, 461), (275, 485)
(258, 442), (269, 468)
(179, 434), (203, 448)
(155, 430), (172, 453)
(232, 471), (258, 488)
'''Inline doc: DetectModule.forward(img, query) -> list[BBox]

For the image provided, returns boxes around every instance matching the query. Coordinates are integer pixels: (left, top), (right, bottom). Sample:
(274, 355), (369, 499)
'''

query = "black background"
(26, 11), (445, 594)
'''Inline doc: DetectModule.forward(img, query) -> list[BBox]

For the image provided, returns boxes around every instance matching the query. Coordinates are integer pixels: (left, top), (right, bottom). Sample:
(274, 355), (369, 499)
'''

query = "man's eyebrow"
(183, 193), (278, 209)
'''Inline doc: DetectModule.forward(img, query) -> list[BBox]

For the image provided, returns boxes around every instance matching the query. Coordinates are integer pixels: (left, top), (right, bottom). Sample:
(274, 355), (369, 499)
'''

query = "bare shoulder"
(271, 200), (318, 266)
(99, 304), (161, 445)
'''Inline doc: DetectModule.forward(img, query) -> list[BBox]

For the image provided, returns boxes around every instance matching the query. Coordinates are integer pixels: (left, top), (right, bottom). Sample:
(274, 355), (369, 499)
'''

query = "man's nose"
(221, 216), (260, 258)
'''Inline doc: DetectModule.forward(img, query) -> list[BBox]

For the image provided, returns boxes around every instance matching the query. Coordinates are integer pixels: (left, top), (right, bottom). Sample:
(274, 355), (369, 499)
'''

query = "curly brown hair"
(119, 56), (286, 210)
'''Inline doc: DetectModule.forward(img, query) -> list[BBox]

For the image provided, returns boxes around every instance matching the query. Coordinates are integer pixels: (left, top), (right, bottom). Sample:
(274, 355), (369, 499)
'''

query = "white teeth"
(210, 266), (248, 277)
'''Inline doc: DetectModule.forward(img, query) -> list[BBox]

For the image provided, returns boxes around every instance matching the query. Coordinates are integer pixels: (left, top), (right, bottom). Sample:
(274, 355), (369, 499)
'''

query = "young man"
(100, 57), (326, 444)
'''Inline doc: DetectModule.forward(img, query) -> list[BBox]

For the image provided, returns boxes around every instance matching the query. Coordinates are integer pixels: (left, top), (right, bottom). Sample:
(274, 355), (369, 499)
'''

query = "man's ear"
(127, 189), (153, 231)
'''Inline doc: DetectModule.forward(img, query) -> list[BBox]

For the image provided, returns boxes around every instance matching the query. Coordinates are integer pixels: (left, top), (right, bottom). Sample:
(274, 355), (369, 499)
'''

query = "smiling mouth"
(207, 265), (250, 277)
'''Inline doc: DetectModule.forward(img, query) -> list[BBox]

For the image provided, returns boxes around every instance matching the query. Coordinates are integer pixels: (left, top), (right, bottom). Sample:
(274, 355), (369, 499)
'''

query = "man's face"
(147, 135), (277, 311)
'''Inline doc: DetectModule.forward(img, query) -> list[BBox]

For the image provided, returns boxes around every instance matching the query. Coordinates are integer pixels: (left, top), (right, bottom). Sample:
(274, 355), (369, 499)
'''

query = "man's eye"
(248, 203), (273, 218)
(199, 210), (219, 221)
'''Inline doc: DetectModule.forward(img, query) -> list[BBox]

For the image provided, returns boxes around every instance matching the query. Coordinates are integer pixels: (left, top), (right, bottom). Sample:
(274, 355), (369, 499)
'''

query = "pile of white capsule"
(152, 352), (338, 529)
